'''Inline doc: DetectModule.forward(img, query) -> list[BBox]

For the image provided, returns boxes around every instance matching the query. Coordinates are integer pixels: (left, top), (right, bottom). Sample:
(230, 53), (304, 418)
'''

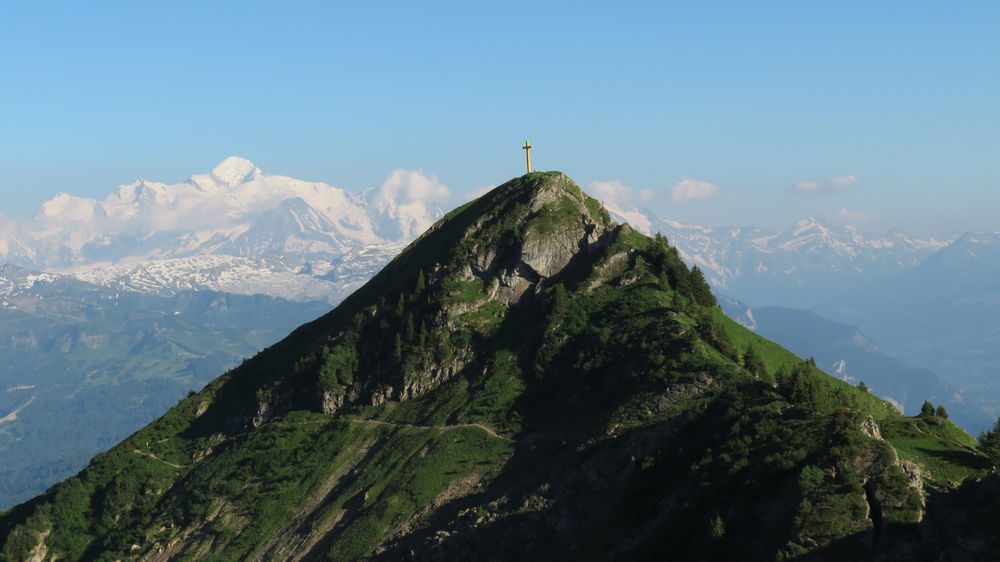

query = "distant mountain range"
(1, 160), (997, 511)
(0, 157), (442, 270)
(818, 230), (1000, 423)
(0, 158), (433, 508)
(608, 206), (952, 307)
(0, 161), (971, 313)
(3, 172), (993, 561)
(69, 245), (404, 305)
(0, 264), (330, 507)
(718, 295), (992, 432)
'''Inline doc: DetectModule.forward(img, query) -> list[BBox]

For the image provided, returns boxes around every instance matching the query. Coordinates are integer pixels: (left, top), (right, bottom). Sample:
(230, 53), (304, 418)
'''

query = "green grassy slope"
(0, 172), (993, 561)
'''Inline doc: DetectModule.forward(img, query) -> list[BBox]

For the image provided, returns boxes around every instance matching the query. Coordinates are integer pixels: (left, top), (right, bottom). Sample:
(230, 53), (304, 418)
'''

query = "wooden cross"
(522, 140), (533, 174)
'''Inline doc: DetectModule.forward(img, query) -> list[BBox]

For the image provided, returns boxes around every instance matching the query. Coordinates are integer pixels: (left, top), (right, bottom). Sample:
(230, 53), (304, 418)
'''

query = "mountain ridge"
(1, 171), (993, 561)
(606, 205), (953, 307)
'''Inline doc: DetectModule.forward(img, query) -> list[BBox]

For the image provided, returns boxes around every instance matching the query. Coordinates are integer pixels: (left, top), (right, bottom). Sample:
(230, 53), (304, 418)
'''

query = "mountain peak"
(38, 192), (104, 221)
(793, 216), (830, 231)
(210, 156), (262, 187)
(2, 169), (991, 561)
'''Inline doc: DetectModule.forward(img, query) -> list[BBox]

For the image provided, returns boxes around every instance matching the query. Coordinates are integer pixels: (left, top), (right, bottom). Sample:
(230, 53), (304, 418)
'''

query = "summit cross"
(522, 140), (533, 174)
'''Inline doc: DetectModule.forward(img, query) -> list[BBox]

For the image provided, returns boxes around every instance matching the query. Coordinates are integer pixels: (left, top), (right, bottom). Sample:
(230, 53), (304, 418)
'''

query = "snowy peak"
(774, 217), (857, 257)
(604, 205), (958, 306)
(209, 157), (262, 188)
(38, 193), (105, 222)
(0, 159), (449, 273)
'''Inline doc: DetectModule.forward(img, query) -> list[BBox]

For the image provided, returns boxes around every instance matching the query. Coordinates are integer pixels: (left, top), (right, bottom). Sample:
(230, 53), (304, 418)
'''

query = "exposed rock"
(320, 389), (347, 414)
(370, 386), (393, 407)
(861, 415), (883, 440)
(194, 401), (209, 417)
(25, 529), (49, 562)
(587, 250), (631, 291)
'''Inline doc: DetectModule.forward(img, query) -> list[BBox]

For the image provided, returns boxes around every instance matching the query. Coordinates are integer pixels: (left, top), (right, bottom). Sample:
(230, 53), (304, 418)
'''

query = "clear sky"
(1, 1), (997, 235)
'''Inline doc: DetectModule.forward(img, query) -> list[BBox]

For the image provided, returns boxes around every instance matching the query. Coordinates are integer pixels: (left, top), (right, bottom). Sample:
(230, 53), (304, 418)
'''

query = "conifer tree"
(415, 270), (426, 295)
(395, 294), (405, 317)
(742, 346), (766, 377)
(935, 405), (949, 419)
(406, 314), (416, 342)
(920, 400), (935, 417)
(978, 417), (1000, 467)
(688, 266), (716, 306)
(393, 333), (403, 363)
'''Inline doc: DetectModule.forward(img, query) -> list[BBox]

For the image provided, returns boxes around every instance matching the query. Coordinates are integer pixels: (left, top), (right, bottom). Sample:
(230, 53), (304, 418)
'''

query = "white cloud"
(376, 169), (450, 204)
(795, 175), (859, 194)
(671, 177), (719, 202)
(835, 207), (875, 222)
(589, 180), (633, 207)
(639, 189), (654, 203)
(613, 208), (653, 234)
(374, 169), (451, 241)
(829, 175), (859, 190)
(372, 170), (450, 239)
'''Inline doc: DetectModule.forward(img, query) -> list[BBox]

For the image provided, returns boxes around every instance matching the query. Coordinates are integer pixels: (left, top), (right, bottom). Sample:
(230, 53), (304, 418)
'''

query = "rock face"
(463, 172), (613, 305)
(0, 171), (993, 562)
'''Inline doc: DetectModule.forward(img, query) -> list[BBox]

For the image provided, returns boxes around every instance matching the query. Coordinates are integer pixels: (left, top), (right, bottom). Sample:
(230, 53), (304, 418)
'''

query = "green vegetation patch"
(882, 416), (988, 487)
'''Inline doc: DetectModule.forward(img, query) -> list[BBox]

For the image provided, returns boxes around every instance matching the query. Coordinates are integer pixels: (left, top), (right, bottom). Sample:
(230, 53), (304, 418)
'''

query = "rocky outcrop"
(861, 415), (883, 440)
(399, 351), (471, 402)
(444, 173), (615, 306)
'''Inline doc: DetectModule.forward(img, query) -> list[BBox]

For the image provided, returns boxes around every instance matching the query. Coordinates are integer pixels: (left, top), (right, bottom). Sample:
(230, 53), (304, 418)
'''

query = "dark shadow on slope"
(914, 447), (991, 471)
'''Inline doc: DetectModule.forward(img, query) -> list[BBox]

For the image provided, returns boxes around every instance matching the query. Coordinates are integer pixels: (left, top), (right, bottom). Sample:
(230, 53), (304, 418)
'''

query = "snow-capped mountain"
(606, 205), (953, 306)
(0, 264), (64, 308)
(0, 158), (443, 302)
(818, 229), (1000, 420)
(71, 243), (406, 305)
(0, 157), (445, 270)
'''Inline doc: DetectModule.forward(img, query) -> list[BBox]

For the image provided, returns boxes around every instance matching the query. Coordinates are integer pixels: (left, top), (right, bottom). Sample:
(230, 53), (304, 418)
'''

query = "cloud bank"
(671, 177), (719, 202)
(795, 175), (859, 194)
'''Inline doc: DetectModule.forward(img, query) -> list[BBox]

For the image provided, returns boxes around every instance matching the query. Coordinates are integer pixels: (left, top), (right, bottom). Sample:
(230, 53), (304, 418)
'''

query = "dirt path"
(344, 417), (515, 442)
(132, 448), (184, 470)
(274, 415), (565, 445)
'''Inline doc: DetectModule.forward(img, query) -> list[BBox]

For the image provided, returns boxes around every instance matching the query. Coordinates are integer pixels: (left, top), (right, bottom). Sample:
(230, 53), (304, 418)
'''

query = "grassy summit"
(0, 172), (995, 561)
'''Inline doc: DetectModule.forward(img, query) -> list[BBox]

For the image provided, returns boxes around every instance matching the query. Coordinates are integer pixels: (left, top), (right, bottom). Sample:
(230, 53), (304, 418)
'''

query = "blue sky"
(1, 1), (997, 234)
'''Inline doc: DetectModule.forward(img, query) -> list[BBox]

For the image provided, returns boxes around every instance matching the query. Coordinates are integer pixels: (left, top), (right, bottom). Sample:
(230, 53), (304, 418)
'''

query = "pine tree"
(395, 294), (405, 317)
(920, 400), (935, 417)
(393, 334), (403, 363)
(709, 514), (726, 539)
(415, 270), (426, 295)
(858, 381), (869, 393)
(688, 266), (716, 307)
(742, 346), (766, 377)
(936, 405), (949, 419)
(405, 315), (416, 342)
(978, 417), (1000, 467)
(668, 250), (692, 296)
(779, 361), (819, 409)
